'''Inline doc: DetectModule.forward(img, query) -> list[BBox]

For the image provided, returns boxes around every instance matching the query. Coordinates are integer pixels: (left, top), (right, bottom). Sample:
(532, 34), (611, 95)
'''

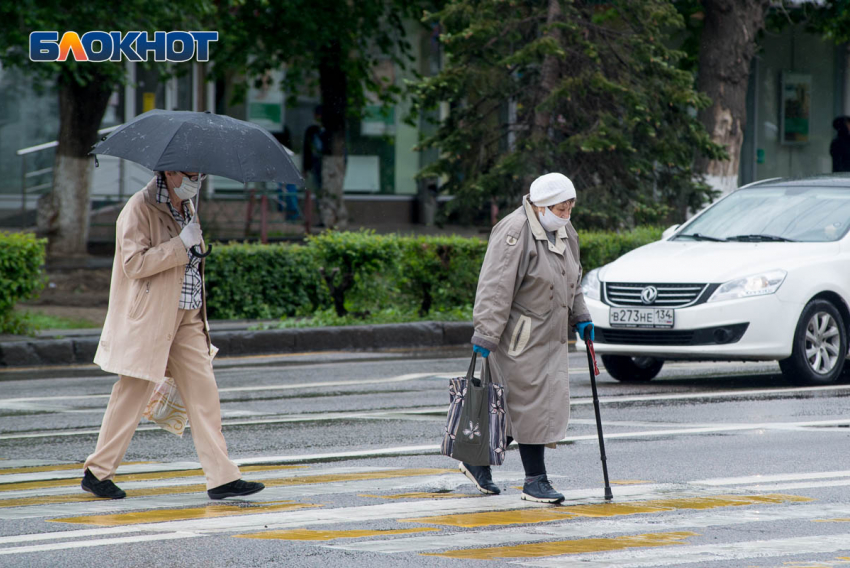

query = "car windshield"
(675, 185), (850, 243)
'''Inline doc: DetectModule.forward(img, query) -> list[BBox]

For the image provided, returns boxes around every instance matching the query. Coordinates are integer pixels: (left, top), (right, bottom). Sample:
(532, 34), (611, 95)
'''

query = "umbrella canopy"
(91, 109), (303, 185)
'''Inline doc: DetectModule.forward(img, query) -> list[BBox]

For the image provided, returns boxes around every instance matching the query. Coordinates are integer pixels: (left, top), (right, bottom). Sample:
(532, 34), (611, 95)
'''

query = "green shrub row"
(204, 227), (662, 320)
(0, 232), (46, 334)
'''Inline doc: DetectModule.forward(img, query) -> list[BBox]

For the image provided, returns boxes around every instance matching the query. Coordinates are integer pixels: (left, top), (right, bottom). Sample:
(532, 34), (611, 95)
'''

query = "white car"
(579, 175), (850, 385)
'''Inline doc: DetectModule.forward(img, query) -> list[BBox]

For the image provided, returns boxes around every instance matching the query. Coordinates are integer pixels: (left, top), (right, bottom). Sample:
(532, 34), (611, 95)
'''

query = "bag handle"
(481, 356), (492, 385)
(466, 352), (478, 382)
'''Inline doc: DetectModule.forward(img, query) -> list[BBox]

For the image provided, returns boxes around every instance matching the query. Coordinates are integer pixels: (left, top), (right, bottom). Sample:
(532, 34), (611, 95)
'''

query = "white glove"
(179, 222), (202, 249)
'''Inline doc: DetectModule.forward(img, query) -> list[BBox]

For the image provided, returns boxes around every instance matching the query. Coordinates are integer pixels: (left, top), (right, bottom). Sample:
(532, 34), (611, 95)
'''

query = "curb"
(0, 321), (474, 369)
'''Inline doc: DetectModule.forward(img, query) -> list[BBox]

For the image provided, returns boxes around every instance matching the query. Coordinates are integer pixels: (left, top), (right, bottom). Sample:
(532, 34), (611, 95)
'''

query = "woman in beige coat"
(82, 172), (264, 500)
(461, 173), (593, 503)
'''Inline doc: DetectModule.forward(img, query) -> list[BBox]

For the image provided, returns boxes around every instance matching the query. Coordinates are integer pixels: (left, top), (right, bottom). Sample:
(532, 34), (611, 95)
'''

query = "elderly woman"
(460, 173), (594, 503)
(83, 171), (264, 501)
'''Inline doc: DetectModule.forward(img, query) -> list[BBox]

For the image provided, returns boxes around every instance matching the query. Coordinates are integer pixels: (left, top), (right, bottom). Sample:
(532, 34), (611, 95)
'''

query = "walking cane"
(585, 337), (613, 501)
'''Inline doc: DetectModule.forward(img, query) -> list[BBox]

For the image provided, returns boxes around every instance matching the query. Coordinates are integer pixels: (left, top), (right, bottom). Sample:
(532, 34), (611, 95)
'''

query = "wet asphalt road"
(2, 348), (850, 568)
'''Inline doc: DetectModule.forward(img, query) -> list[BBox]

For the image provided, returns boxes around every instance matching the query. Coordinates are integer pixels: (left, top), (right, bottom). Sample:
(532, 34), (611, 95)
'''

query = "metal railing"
(15, 125), (123, 214)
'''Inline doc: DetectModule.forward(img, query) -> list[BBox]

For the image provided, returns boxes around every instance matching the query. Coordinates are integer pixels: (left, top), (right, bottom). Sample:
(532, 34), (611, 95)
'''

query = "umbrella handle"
(190, 244), (212, 258)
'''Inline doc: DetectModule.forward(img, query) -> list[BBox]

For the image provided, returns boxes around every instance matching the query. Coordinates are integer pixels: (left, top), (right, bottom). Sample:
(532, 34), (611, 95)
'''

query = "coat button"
(562, 269), (566, 275)
(561, 339), (567, 344)
(570, 283), (575, 288)
(549, 295), (553, 300)
(549, 285), (554, 290)
(167, 333), (172, 340)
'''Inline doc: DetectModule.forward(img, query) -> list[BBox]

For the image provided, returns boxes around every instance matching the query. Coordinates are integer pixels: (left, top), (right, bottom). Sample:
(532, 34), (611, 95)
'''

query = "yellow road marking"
(358, 492), (480, 500)
(0, 461), (153, 475)
(611, 480), (652, 485)
(258, 469), (454, 488)
(235, 528), (440, 541)
(813, 518), (850, 523)
(424, 531), (698, 559)
(0, 468), (453, 508)
(403, 494), (812, 527)
(51, 500), (318, 526)
(0, 464), (305, 492)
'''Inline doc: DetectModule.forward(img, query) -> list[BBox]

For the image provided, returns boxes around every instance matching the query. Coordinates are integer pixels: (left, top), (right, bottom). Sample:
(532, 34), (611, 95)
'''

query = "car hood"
(599, 240), (840, 283)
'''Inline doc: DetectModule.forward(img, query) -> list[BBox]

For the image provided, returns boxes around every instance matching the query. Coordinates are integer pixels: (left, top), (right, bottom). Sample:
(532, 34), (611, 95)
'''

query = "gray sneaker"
(459, 462), (500, 495)
(521, 474), (564, 503)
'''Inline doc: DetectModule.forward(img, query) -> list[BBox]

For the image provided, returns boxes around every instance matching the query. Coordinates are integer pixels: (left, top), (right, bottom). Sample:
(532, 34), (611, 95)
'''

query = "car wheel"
(779, 299), (847, 386)
(601, 355), (664, 382)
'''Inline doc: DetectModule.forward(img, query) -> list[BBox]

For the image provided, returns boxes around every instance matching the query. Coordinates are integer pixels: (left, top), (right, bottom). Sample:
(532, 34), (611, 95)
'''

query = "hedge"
(204, 227), (661, 320)
(204, 242), (327, 320)
(579, 226), (663, 274)
(0, 231), (46, 334)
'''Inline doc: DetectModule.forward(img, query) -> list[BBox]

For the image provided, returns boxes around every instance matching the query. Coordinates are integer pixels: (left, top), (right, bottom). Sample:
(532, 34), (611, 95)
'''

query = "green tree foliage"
(411, 0), (724, 229)
(0, 0), (213, 256)
(766, 1), (850, 44)
(213, 0), (426, 228)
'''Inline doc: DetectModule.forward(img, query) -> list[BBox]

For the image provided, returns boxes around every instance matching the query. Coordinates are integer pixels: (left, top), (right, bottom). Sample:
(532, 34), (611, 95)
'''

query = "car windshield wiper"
(675, 232), (725, 242)
(725, 234), (797, 242)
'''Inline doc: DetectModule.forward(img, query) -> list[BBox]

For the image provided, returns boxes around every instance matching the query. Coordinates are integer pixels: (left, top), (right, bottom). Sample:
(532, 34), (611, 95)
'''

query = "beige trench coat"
(94, 178), (211, 382)
(472, 195), (590, 445)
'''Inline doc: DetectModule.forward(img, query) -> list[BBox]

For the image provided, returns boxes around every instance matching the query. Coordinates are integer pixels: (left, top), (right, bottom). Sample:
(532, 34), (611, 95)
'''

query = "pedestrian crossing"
(2, 459), (850, 566)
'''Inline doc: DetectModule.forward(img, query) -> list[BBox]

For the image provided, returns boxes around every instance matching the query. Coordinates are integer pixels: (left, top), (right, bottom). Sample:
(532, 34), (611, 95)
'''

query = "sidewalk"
(0, 320), (475, 369)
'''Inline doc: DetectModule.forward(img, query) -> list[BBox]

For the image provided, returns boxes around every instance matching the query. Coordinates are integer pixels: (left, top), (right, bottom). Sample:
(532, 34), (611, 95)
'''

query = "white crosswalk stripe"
(1, 459), (850, 564)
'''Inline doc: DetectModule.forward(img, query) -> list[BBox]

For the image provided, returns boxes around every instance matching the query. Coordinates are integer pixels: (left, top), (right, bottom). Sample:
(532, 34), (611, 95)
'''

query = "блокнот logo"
(29, 31), (218, 62)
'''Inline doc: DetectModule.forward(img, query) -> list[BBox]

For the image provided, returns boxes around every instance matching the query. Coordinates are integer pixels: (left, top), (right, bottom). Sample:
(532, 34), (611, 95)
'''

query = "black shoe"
(521, 474), (564, 503)
(81, 468), (126, 499)
(207, 479), (265, 500)
(459, 462), (500, 495)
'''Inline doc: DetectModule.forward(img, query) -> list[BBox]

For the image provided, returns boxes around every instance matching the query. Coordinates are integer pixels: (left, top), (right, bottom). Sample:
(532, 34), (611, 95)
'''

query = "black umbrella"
(91, 109), (303, 185)
(91, 109), (303, 257)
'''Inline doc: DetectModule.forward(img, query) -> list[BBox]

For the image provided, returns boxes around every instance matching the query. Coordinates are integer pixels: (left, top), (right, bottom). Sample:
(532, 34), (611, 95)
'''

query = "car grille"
(597, 323), (749, 346)
(604, 282), (708, 307)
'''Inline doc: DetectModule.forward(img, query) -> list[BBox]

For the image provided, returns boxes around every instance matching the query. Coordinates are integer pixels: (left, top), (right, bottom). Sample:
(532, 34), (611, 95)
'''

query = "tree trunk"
(41, 71), (113, 258)
(695, 0), (768, 199)
(524, 0), (561, 190)
(318, 40), (349, 229)
(532, 0), (562, 144)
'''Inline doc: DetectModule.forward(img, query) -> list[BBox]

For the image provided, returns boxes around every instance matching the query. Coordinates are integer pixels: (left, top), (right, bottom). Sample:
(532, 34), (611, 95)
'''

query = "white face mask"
(537, 207), (571, 232)
(173, 176), (201, 201)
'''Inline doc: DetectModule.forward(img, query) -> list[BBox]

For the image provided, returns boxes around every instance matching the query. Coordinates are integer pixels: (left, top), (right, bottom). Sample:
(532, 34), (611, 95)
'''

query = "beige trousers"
(84, 308), (241, 490)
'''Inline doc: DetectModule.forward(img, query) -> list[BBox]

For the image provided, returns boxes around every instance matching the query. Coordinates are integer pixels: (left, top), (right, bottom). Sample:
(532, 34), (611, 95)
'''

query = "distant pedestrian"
(302, 105), (328, 195)
(82, 172), (264, 500)
(831, 116), (850, 173)
(461, 173), (593, 504)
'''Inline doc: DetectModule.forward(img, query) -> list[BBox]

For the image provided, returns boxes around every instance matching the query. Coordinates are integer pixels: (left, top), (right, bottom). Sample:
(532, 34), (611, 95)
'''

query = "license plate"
(609, 307), (675, 328)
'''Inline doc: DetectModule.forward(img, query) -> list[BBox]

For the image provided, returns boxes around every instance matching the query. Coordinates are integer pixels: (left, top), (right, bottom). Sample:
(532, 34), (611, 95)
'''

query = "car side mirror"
(662, 224), (680, 240)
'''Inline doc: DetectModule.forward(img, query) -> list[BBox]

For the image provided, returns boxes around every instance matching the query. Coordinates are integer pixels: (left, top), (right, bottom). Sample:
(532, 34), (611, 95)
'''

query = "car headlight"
(707, 269), (787, 303)
(581, 267), (602, 301)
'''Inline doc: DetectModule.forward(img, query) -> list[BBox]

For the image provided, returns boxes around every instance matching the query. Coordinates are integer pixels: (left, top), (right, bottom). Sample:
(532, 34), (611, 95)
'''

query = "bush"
(397, 235), (487, 316)
(0, 232), (46, 334)
(202, 227), (661, 321)
(205, 242), (327, 320)
(579, 226), (663, 274)
(308, 230), (400, 316)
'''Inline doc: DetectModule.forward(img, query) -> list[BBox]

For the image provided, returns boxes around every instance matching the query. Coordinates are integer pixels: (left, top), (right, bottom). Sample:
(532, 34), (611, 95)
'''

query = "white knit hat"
(529, 173), (576, 207)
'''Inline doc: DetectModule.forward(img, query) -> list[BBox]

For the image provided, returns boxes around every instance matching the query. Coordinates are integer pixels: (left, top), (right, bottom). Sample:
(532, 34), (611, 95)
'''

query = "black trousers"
(505, 436), (546, 478)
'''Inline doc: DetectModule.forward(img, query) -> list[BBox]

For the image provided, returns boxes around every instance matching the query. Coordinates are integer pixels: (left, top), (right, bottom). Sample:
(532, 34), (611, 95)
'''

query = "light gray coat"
(471, 196), (590, 445)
